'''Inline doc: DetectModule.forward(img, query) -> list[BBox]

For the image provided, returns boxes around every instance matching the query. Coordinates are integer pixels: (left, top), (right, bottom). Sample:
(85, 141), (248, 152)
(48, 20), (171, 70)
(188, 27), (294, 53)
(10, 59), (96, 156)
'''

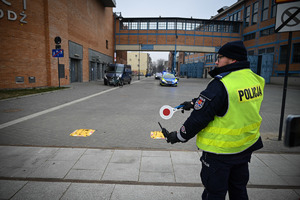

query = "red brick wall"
(0, 0), (114, 89)
(0, 1), (49, 89)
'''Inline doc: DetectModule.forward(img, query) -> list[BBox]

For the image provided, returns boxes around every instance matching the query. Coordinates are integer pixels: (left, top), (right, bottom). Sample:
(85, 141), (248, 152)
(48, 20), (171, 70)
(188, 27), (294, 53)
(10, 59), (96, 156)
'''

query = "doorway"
(70, 59), (81, 83)
(257, 55), (262, 75)
(89, 62), (103, 81)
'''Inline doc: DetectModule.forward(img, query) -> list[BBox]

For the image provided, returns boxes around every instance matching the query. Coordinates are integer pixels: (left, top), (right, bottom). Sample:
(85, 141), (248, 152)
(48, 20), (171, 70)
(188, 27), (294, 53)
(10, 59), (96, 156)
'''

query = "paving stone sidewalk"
(0, 146), (299, 200)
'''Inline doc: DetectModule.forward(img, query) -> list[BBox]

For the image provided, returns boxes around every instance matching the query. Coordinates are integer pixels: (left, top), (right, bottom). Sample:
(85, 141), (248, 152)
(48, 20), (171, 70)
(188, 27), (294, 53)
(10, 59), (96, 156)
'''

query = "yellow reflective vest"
(196, 69), (265, 154)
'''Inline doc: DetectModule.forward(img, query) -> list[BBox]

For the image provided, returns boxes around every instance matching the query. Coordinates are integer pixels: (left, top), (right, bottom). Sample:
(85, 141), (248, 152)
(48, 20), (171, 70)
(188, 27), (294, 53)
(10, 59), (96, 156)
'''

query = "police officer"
(162, 41), (265, 200)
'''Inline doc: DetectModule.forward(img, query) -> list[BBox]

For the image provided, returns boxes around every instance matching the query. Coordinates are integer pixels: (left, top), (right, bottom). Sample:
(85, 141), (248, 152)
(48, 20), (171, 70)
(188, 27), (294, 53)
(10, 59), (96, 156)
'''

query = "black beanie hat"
(218, 40), (247, 61)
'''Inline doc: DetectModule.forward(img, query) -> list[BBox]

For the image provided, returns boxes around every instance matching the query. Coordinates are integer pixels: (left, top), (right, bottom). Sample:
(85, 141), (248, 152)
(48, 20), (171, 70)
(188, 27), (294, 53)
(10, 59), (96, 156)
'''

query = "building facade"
(127, 52), (150, 75)
(0, 0), (116, 89)
(188, 0), (300, 83)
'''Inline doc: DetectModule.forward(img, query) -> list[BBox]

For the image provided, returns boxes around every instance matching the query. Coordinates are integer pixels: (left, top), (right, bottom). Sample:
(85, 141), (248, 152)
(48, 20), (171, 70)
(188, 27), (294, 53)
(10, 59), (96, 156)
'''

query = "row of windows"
(258, 47), (274, 54)
(260, 27), (274, 37)
(244, 0), (276, 27)
(228, 11), (241, 22)
(121, 20), (240, 33)
(204, 43), (300, 64)
(243, 27), (275, 41)
(247, 47), (274, 56)
(185, 58), (204, 64)
(252, 47), (275, 55)
(244, 32), (256, 41)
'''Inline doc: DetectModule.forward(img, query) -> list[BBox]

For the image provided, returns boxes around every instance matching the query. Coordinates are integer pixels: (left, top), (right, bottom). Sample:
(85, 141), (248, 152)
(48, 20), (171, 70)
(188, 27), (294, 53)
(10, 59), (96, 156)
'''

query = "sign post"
(53, 36), (64, 88)
(52, 49), (64, 87)
(275, 2), (300, 141)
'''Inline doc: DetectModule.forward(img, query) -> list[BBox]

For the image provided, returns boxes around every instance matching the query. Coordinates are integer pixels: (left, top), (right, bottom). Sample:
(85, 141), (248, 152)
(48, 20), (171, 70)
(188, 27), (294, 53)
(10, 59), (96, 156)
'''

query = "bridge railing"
(120, 17), (241, 33)
(115, 17), (242, 52)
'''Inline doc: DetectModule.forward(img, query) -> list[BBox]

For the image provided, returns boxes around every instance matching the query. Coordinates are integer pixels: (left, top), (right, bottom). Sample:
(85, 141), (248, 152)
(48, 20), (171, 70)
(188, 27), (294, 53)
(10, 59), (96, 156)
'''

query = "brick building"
(0, 0), (116, 89)
(185, 0), (300, 83)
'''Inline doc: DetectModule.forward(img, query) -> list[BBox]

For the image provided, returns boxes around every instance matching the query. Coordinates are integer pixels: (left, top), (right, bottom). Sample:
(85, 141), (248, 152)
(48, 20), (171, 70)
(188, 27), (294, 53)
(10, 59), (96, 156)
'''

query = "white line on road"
(0, 80), (142, 130)
(0, 87), (121, 130)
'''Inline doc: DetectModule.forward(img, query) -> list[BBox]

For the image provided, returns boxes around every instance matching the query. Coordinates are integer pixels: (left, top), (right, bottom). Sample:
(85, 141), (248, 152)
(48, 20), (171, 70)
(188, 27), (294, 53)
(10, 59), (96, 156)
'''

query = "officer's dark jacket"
(181, 60), (263, 157)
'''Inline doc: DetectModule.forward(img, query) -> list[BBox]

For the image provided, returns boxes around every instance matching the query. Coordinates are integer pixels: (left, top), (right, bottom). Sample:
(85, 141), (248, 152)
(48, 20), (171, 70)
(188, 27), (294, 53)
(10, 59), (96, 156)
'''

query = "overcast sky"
(113, 0), (238, 62)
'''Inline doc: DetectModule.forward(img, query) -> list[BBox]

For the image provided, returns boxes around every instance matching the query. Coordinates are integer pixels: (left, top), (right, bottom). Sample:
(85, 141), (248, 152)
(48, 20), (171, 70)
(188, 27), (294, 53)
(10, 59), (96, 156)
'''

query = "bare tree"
(157, 59), (165, 72)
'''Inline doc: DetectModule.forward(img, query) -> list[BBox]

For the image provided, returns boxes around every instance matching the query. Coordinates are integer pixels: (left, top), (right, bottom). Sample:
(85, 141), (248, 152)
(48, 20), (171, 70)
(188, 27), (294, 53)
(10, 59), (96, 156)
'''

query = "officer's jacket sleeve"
(179, 79), (228, 141)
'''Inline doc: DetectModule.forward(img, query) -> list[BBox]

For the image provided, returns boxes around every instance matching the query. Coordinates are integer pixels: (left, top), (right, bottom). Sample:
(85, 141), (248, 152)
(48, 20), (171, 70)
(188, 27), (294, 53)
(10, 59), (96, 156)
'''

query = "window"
(252, 2), (258, 25)
(106, 40), (108, 49)
(230, 11), (241, 21)
(233, 13), (238, 21)
(279, 45), (288, 64)
(262, 0), (269, 21)
(158, 22), (166, 30)
(293, 43), (300, 63)
(237, 11), (241, 21)
(223, 25), (230, 32)
(149, 22), (157, 29)
(207, 23), (214, 32)
(260, 27), (275, 37)
(140, 22), (147, 29)
(216, 24), (222, 32)
(186, 22), (193, 30)
(213, 24), (218, 32)
(258, 48), (266, 54)
(244, 6), (251, 27)
(131, 22), (138, 29)
(195, 22), (203, 31)
(248, 50), (255, 55)
(244, 32), (256, 41)
(206, 55), (213, 63)
(167, 21), (175, 29)
(266, 47), (274, 53)
(177, 21), (184, 30)
(258, 47), (274, 54)
(122, 22), (129, 30)
(271, 0), (277, 18)
(232, 23), (240, 33)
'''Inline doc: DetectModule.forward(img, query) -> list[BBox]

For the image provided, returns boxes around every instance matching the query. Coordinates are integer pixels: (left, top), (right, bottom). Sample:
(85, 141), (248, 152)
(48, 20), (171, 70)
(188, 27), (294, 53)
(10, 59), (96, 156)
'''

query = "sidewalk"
(0, 146), (299, 200)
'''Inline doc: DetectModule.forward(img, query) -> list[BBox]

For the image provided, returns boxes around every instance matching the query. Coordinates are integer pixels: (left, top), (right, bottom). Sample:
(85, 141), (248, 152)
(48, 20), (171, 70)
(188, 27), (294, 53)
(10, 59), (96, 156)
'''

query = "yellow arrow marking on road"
(70, 129), (95, 137)
(150, 131), (165, 139)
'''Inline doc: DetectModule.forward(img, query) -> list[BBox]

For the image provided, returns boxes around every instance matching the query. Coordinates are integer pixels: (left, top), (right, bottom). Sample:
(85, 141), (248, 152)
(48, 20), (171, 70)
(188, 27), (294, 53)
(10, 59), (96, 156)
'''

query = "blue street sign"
(52, 49), (64, 57)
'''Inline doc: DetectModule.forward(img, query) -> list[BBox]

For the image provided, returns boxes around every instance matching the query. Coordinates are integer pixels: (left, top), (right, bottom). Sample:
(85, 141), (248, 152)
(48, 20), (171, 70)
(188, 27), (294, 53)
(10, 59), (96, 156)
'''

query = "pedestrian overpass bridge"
(115, 17), (242, 53)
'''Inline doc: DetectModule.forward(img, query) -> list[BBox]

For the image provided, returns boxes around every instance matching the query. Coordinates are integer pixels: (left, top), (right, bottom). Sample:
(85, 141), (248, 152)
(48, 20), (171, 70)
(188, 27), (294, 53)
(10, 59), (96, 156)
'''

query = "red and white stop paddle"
(159, 105), (183, 120)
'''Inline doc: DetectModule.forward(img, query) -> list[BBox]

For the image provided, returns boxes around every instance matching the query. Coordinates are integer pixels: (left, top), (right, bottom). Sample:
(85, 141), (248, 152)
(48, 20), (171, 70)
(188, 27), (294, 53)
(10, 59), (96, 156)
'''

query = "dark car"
(160, 73), (178, 87)
(104, 64), (132, 86)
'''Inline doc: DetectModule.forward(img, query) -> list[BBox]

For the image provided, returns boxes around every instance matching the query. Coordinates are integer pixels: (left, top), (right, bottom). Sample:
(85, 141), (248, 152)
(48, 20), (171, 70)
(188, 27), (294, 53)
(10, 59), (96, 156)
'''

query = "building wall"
(207, 0), (300, 76)
(0, 0), (114, 89)
(127, 52), (149, 75)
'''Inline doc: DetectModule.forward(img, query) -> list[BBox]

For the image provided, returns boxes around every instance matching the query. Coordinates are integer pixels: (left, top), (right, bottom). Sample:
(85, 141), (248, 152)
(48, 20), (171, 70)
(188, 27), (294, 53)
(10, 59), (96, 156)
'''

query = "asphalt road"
(0, 77), (299, 152)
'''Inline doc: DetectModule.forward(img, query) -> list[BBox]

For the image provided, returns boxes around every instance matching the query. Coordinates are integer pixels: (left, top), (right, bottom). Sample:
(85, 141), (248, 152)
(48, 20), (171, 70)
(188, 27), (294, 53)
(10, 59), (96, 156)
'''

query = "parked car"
(154, 72), (162, 79)
(104, 64), (132, 86)
(160, 73), (178, 87)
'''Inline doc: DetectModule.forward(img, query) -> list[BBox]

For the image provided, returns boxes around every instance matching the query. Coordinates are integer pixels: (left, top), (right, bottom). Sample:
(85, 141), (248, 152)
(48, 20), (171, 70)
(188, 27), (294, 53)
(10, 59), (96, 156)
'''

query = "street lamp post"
(138, 43), (141, 80)
(173, 19), (178, 75)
